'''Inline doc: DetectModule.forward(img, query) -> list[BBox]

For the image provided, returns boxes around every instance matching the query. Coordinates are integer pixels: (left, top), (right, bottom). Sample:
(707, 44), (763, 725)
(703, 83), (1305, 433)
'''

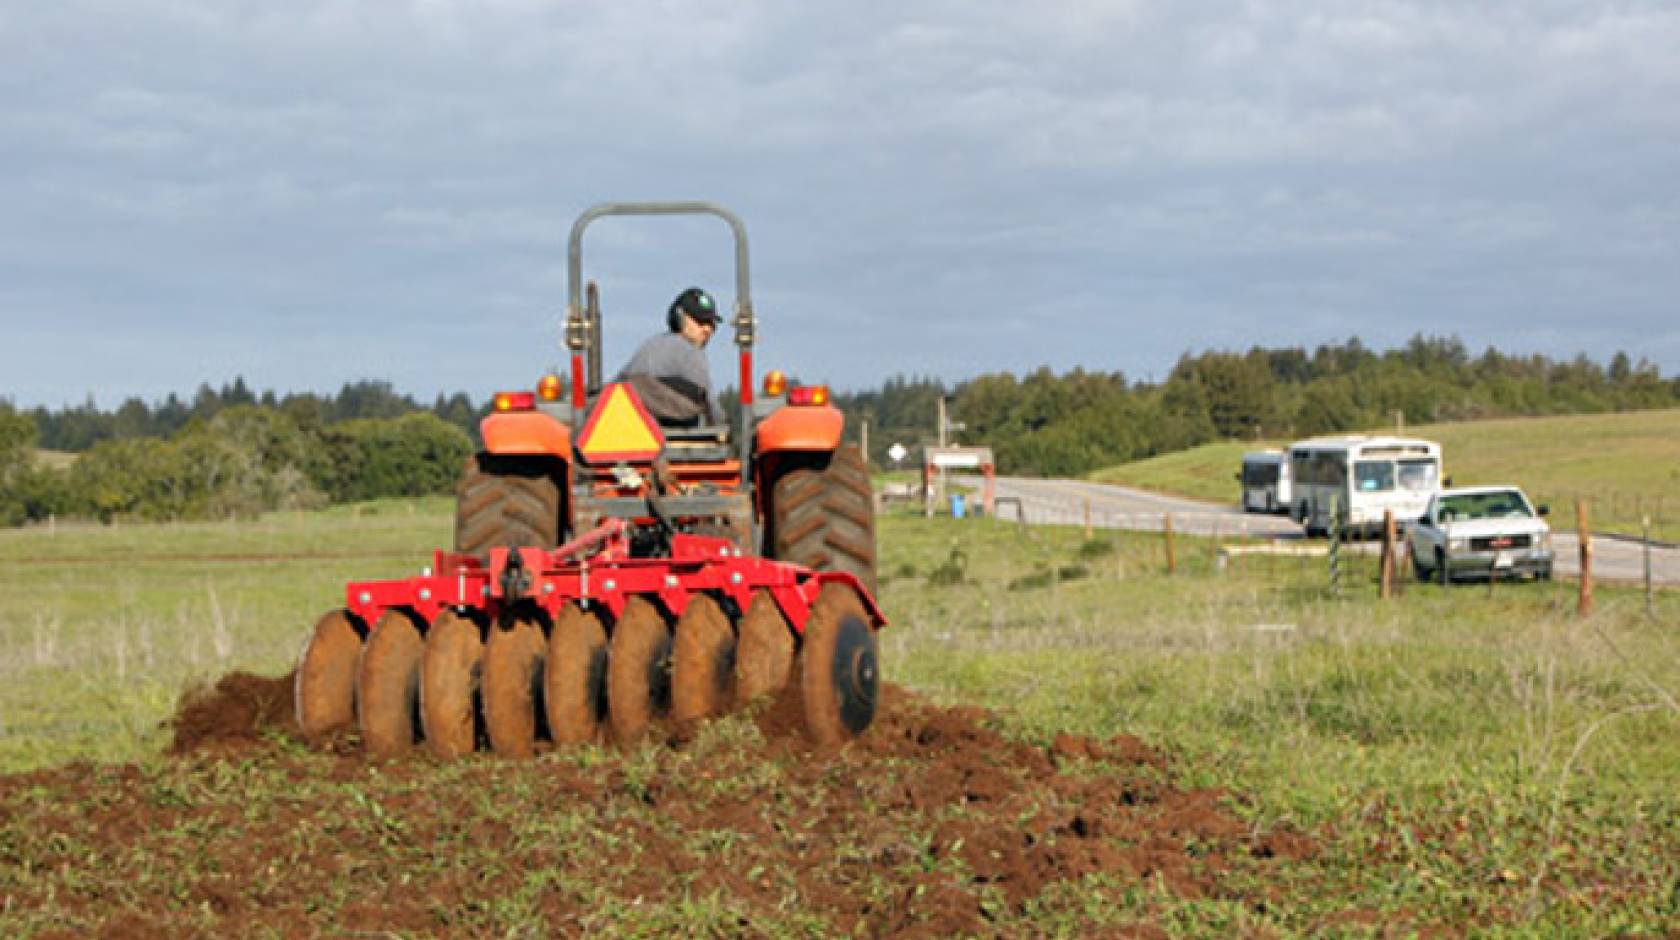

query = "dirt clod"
(167, 670), (299, 754)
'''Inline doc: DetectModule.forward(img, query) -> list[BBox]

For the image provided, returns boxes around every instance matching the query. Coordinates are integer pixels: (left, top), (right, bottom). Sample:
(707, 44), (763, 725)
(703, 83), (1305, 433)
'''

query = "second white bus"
(1238, 450), (1292, 514)
(1288, 436), (1442, 537)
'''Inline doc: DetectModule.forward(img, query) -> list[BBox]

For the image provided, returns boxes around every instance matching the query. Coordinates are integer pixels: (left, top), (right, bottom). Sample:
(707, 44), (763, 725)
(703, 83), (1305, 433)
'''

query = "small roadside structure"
(922, 446), (995, 517)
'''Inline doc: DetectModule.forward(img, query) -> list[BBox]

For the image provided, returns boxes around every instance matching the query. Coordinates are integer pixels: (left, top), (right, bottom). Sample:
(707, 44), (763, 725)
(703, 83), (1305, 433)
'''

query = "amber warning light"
(788, 385), (830, 407)
(537, 374), (563, 402)
(762, 369), (788, 398)
(493, 391), (536, 412)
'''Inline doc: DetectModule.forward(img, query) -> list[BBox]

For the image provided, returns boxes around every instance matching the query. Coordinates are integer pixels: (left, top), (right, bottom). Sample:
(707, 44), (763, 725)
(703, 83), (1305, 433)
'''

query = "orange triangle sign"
(577, 382), (665, 464)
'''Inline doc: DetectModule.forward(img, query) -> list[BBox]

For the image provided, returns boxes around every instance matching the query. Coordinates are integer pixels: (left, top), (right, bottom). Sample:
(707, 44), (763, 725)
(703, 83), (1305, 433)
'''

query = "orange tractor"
(293, 202), (881, 757)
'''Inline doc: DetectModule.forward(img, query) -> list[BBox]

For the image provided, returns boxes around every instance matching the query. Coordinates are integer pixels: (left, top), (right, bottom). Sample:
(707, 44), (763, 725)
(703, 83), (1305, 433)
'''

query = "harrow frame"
(343, 520), (886, 635)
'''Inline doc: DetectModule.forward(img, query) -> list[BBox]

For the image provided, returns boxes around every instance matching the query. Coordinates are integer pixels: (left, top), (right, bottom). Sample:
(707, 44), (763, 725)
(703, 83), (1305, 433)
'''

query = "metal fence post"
(1328, 496), (1342, 597)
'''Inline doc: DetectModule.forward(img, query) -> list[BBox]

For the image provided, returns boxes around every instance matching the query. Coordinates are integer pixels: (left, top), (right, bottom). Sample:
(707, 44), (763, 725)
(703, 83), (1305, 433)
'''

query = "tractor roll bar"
(566, 201), (752, 328)
(563, 201), (759, 497)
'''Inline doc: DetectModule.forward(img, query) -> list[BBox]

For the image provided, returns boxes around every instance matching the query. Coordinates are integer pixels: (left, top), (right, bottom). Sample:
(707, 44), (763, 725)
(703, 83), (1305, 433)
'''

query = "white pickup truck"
(1409, 486), (1555, 583)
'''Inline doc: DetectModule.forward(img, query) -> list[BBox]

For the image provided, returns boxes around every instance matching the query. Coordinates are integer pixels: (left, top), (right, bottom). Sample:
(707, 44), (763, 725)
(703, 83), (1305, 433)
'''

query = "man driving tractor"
(617, 287), (722, 427)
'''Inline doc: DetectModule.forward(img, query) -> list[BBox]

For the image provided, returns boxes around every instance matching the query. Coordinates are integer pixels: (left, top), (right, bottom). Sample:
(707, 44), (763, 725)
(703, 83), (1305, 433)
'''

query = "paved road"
(976, 475), (1680, 585)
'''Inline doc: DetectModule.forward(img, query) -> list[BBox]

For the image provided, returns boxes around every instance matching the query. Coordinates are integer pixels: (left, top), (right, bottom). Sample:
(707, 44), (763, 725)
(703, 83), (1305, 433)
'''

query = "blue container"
(950, 494), (966, 519)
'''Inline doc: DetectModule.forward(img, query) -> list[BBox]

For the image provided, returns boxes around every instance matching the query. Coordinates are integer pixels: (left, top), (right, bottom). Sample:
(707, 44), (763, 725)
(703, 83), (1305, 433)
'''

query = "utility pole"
(937, 396), (948, 448)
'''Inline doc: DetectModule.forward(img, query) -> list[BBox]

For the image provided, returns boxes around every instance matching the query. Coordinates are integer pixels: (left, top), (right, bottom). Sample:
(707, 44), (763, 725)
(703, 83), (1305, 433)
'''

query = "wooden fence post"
(1083, 498), (1092, 540)
(1577, 499), (1593, 617)
(1379, 510), (1396, 600)
(1644, 514), (1655, 618)
(1163, 514), (1176, 575)
(1395, 532), (1408, 596)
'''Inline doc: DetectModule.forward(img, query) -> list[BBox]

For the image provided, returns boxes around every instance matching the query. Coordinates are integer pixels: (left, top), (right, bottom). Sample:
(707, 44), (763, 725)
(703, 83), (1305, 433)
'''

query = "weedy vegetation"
(0, 495), (1676, 935)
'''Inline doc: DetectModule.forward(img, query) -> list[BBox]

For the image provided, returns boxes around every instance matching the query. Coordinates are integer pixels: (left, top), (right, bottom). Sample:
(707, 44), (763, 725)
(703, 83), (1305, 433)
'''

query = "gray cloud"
(2, 0), (1677, 406)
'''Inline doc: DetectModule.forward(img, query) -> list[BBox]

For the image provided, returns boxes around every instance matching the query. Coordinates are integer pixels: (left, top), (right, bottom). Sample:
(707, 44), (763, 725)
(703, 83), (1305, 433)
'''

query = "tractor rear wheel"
(455, 453), (564, 558)
(800, 583), (880, 747)
(544, 605), (610, 745)
(672, 595), (735, 723)
(733, 590), (794, 705)
(770, 446), (877, 596)
(482, 615), (546, 758)
(607, 597), (672, 745)
(357, 610), (426, 757)
(420, 610), (483, 760)
(295, 610), (364, 739)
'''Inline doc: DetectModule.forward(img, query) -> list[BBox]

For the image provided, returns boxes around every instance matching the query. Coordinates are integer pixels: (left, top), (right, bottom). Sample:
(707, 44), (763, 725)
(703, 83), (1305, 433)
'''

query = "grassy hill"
(1090, 408), (1680, 540)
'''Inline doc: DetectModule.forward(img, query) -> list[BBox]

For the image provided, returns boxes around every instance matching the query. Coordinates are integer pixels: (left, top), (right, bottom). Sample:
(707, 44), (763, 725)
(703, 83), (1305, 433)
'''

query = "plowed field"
(1, 672), (1323, 938)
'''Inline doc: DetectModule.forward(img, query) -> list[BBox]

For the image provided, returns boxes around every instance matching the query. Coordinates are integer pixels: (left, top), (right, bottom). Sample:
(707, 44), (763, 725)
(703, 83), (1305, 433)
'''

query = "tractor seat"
(662, 423), (733, 462)
(662, 423), (730, 443)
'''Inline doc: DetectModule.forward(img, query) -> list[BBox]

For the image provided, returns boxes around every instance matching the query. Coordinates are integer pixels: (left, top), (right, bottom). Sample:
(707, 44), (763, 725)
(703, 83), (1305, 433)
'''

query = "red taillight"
(788, 385), (830, 407)
(536, 374), (563, 402)
(493, 391), (536, 412)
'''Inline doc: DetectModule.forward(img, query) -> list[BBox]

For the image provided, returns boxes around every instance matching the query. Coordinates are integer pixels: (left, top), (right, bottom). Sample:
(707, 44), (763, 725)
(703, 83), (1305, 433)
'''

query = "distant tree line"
(837, 336), (1680, 477)
(0, 402), (471, 526)
(3, 335), (1676, 525)
(26, 378), (480, 452)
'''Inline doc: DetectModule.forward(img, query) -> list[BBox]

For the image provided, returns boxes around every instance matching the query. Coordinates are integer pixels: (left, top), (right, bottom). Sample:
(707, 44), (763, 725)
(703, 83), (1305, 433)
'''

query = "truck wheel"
(455, 453), (564, 558)
(770, 446), (877, 596)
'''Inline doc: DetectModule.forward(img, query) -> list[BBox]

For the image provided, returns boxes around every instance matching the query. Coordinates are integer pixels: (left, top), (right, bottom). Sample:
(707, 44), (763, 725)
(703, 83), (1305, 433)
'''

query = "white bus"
(1238, 450), (1292, 514)
(1288, 436), (1442, 537)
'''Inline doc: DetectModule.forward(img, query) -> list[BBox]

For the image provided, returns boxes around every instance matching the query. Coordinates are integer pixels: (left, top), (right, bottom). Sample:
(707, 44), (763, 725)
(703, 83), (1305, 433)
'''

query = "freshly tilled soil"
(3, 673), (1320, 938)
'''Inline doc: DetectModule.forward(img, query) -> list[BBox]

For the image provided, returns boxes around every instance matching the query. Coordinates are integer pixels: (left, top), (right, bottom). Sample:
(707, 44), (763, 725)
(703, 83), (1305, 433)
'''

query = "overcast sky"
(3, 1), (1677, 408)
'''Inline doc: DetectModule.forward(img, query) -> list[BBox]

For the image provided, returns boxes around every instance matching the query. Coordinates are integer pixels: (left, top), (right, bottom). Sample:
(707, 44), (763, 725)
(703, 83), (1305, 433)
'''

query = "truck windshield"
(1436, 491), (1532, 522)
(1354, 460), (1394, 492)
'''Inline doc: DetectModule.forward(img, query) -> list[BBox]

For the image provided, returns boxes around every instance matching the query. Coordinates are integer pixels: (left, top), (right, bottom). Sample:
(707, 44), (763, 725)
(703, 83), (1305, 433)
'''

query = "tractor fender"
(754, 405), (844, 453)
(480, 411), (571, 460)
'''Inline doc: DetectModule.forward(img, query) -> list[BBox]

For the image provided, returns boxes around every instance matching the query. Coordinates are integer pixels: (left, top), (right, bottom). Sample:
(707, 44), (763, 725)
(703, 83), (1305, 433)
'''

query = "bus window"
(1321, 455), (1346, 487)
(1398, 459), (1438, 492)
(1354, 460), (1394, 492)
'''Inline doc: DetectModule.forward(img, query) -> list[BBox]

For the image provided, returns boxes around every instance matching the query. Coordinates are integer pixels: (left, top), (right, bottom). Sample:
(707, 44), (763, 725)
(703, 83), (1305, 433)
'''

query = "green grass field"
(1090, 408), (1680, 541)
(2, 501), (1677, 933)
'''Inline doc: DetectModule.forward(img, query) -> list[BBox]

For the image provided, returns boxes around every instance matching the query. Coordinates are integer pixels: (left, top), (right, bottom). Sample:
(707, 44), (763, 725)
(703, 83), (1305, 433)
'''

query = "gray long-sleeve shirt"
(616, 332), (718, 425)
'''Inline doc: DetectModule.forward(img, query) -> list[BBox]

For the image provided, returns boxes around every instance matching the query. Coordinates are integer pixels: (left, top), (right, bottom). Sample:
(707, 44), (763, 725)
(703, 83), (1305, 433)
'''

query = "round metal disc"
(294, 609), (364, 739)
(544, 604), (610, 745)
(733, 590), (794, 705)
(799, 583), (880, 746)
(356, 609), (426, 757)
(419, 609), (484, 760)
(672, 594), (736, 723)
(607, 597), (671, 745)
(482, 615), (546, 758)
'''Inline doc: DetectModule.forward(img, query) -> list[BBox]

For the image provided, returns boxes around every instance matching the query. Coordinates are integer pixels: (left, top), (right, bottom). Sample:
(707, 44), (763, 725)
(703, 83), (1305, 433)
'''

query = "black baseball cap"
(671, 287), (721, 325)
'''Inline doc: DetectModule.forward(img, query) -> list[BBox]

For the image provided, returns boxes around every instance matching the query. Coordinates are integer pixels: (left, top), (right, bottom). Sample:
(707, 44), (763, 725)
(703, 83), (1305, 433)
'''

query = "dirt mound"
(167, 670), (299, 753)
(10, 676), (1319, 937)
